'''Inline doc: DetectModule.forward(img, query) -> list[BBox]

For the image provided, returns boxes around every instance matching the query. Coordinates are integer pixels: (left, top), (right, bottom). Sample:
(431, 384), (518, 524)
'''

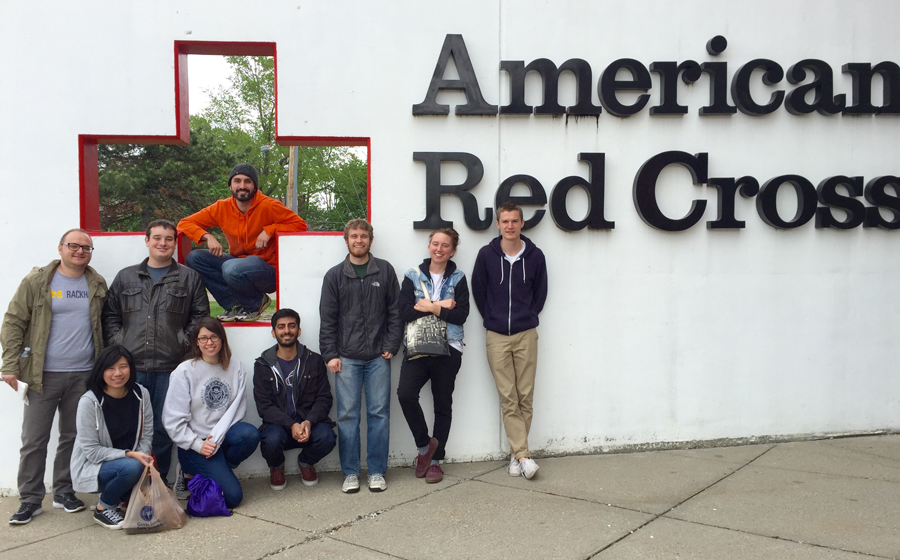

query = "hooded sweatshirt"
(471, 234), (548, 336)
(71, 385), (153, 493)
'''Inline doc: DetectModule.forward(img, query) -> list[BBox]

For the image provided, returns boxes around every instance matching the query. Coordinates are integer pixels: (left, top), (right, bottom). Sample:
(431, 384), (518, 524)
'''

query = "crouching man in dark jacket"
(254, 308), (336, 491)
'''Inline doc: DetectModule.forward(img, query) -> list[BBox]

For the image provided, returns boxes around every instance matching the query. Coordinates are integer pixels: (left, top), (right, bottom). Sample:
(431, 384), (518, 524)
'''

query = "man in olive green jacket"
(1, 229), (107, 525)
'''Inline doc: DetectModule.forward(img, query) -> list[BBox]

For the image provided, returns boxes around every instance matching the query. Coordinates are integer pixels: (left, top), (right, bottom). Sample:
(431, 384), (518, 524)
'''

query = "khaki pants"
(485, 329), (538, 460)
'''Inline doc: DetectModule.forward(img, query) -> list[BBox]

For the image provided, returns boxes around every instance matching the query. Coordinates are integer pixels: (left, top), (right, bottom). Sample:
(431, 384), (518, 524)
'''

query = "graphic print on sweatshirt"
(202, 378), (232, 410)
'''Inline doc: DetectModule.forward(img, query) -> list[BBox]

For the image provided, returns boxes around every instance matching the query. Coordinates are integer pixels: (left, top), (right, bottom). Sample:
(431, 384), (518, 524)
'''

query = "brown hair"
(429, 227), (460, 249)
(190, 316), (232, 369)
(343, 219), (374, 240)
(496, 202), (524, 221)
(59, 228), (92, 245)
(145, 219), (177, 238)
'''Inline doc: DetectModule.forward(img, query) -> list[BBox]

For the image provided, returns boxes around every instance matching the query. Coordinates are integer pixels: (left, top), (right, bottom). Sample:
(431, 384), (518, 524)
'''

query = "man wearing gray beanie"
(178, 164), (308, 321)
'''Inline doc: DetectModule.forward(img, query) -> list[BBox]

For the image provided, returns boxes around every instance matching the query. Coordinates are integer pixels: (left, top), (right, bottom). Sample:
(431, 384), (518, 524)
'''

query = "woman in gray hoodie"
(71, 345), (153, 530)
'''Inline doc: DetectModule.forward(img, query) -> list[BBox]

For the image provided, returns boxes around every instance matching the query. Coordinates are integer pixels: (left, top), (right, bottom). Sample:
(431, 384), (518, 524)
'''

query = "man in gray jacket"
(1, 229), (107, 525)
(319, 219), (402, 494)
(102, 219), (209, 484)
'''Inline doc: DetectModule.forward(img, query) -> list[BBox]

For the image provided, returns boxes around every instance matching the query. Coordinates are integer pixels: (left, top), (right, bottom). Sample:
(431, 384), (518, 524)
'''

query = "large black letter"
(649, 61), (702, 115)
(549, 153), (615, 231)
(815, 176), (865, 229)
(699, 61), (737, 115)
(500, 58), (602, 116)
(707, 176), (760, 229)
(863, 176), (900, 229)
(599, 59), (652, 117)
(495, 175), (547, 229)
(731, 59), (785, 116)
(412, 34), (498, 116)
(413, 152), (492, 230)
(756, 175), (817, 228)
(843, 62), (900, 115)
(785, 60), (846, 115)
(633, 151), (709, 231)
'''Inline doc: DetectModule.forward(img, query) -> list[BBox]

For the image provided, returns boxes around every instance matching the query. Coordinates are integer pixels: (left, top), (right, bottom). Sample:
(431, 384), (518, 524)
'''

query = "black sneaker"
(52, 492), (85, 513)
(9, 502), (42, 525)
(93, 507), (124, 530)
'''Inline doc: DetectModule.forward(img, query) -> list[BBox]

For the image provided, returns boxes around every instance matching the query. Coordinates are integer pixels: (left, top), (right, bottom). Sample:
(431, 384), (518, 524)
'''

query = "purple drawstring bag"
(185, 474), (231, 517)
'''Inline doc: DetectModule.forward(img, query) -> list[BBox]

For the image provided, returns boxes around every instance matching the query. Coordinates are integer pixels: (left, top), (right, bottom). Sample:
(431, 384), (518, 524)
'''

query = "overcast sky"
(188, 55), (231, 115)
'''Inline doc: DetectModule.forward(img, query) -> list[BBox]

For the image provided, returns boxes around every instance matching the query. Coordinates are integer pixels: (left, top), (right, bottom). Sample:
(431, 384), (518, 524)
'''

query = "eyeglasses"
(198, 335), (220, 344)
(63, 243), (94, 253)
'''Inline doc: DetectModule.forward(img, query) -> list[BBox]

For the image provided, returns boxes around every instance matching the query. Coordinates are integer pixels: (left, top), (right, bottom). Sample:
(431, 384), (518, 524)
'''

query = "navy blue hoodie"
(471, 234), (548, 335)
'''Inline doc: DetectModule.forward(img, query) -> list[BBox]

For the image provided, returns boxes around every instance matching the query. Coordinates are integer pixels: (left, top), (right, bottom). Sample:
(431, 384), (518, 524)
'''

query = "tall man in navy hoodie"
(471, 202), (548, 480)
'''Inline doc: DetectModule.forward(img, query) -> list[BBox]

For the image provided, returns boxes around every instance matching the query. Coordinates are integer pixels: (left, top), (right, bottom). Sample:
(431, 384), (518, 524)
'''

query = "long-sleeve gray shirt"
(163, 358), (247, 455)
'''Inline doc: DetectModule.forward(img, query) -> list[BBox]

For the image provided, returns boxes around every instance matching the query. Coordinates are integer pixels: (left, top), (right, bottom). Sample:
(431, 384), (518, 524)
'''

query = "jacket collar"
(258, 341), (308, 368)
(341, 253), (381, 278)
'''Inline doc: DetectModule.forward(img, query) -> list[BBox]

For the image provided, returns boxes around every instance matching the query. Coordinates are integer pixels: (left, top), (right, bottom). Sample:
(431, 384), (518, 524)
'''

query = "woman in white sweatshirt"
(163, 317), (259, 509)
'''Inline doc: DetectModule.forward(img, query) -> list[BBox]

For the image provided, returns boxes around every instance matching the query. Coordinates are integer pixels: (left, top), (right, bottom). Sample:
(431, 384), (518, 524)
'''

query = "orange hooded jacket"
(177, 192), (307, 272)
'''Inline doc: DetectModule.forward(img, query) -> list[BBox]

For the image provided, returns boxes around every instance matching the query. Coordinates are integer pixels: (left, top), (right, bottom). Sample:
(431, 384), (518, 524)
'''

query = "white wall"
(1, 0), (899, 492)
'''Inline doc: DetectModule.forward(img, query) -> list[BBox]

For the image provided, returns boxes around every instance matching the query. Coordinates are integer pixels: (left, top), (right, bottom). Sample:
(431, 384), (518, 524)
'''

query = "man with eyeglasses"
(178, 163), (308, 322)
(101, 219), (209, 489)
(1, 229), (108, 525)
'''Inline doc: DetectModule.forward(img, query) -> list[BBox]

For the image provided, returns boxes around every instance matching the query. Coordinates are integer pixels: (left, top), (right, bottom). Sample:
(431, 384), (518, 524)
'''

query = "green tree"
(295, 146), (368, 230)
(202, 56), (289, 198)
(98, 115), (232, 231)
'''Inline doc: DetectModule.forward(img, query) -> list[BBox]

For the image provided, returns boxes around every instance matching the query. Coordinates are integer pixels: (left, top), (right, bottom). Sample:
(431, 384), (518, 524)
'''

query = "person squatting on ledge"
(178, 163), (308, 322)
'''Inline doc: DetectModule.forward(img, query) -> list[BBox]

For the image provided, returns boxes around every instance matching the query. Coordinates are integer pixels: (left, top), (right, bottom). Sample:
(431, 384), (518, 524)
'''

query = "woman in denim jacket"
(396, 228), (469, 483)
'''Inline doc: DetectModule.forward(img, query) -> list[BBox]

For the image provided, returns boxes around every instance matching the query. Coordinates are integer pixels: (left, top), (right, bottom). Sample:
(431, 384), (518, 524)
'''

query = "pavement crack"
(586, 443), (776, 558)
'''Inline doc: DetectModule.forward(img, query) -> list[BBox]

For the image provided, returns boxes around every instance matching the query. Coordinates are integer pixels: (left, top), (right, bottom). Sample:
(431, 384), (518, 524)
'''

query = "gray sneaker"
(342, 474), (360, 494)
(368, 473), (387, 492)
(235, 294), (270, 322)
(173, 464), (190, 500)
(217, 306), (243, 322)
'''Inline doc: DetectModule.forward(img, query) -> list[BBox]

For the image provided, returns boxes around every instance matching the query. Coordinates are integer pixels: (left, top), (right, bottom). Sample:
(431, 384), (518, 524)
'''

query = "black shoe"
(93, 507), (124, 530)
(9, 502), (42, 525)
(52, 492), (85, 513)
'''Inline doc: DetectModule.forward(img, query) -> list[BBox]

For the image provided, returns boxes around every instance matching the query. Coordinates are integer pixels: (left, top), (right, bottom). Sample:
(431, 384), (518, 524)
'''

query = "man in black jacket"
(102, 219), (209, 484)
(254, 308), (336, 490)
(319, 219), (402, 493)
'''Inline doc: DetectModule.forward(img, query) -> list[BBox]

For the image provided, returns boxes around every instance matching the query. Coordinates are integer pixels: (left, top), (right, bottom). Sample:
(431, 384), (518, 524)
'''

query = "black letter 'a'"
(412, 34), (498, 116)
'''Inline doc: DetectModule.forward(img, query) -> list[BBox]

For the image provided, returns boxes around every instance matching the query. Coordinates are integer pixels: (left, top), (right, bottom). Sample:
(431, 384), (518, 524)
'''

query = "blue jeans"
(136, 371), (173, 483)
(334, 356), (391, 476)
(259, 422), (337, 468)
(185, 250), (276, 311)
(176, 422), (260, 509)
(97, 457), (145, 510)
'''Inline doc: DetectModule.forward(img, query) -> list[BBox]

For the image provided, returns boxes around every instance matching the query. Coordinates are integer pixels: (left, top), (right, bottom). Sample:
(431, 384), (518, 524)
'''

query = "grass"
(209, 295), (277, 323)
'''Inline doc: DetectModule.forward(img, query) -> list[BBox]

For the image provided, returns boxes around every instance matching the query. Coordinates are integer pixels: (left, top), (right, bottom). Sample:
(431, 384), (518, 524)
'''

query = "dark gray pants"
(18, 370), (90, 504)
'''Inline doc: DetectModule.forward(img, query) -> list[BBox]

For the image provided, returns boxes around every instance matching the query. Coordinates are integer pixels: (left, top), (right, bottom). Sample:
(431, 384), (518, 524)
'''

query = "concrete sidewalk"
(1, 434), (898, 559)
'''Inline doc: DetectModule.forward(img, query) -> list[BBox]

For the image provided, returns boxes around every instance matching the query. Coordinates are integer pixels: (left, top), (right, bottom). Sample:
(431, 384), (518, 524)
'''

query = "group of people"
(0, 163), (549, 530)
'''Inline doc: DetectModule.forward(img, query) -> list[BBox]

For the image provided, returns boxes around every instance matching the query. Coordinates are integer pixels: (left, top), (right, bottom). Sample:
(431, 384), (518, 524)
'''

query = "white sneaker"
(368, 473), (387, 492)
(520, 458), (539, 480)
(342, 474), (360, 494)
(507, 456), (522, 477)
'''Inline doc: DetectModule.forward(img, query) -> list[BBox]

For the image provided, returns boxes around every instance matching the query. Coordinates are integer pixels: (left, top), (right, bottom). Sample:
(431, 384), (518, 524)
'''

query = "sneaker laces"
(102, 508), (124, 523)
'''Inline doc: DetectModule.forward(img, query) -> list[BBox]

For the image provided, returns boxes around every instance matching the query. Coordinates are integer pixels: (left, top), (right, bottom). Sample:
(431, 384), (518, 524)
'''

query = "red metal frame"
(79, 40), (370, 324)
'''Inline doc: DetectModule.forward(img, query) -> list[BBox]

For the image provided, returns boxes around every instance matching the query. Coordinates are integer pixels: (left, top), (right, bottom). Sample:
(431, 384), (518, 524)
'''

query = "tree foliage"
(99, 115), (231, 231)
(98, 55), (367, 233)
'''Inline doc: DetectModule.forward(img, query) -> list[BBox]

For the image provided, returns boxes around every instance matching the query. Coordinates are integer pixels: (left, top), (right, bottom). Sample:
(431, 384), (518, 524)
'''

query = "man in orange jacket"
(178, 164), (308, 322)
